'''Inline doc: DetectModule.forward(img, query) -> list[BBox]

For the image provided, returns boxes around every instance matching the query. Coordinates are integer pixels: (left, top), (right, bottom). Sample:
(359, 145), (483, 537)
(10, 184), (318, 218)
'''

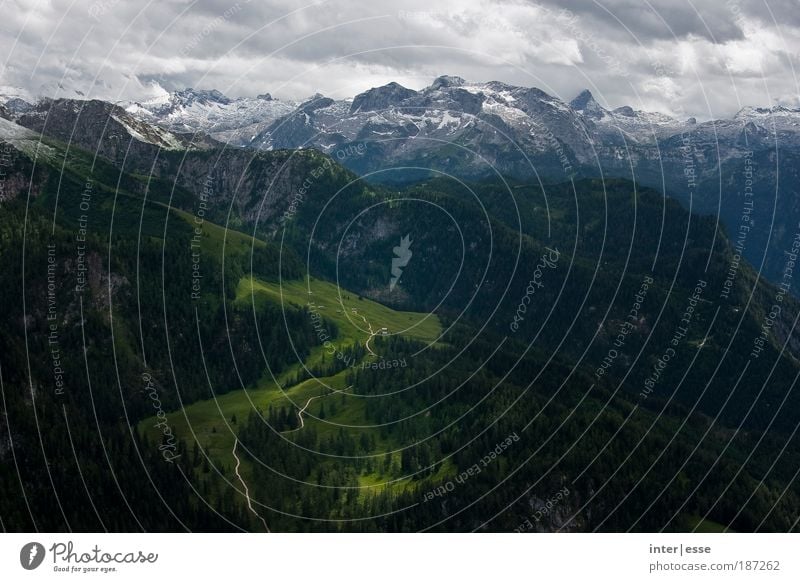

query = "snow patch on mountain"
(124, 88), (297, 145)
(110, 113), (185, 150)
(0, 117), (55, 160)
(112, 78), (800, 170)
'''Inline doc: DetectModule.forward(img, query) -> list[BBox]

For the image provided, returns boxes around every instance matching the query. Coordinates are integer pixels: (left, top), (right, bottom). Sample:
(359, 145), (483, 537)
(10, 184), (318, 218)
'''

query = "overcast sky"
(1, 0), (799, 119)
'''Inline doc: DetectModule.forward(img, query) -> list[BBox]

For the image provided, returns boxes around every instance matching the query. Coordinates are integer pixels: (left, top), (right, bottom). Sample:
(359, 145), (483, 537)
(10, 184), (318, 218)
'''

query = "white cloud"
(0, 0), (797, 118)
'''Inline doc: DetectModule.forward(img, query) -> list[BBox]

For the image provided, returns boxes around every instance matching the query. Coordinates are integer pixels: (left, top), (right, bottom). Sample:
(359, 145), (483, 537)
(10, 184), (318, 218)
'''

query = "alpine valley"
(1, 77), (800, 532)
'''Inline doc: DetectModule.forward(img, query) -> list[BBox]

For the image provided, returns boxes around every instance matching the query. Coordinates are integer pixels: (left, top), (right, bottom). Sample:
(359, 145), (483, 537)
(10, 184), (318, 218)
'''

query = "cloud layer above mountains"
(0, 0), (798, 118)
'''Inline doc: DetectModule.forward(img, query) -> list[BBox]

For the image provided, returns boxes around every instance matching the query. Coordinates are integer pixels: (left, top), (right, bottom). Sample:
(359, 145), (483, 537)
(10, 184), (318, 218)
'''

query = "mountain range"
(3, 77), (800, 532)
(4, 75), (800, 294)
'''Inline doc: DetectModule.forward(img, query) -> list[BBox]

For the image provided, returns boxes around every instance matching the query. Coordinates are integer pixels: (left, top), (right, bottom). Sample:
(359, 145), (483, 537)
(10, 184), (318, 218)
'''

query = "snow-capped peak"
(428, 75), (467, 91)
(122, 87), (297, 143)
(350, 82), (417, 114)
(570, 89), (607, 120)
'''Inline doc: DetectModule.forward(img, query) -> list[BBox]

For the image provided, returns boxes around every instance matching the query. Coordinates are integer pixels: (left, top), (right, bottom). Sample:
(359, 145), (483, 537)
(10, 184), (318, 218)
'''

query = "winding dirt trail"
(351, 307), (380, 356)
(285, 385), (352, 433)
(232, 438), (271, 532)
(281, 307), (378, 435)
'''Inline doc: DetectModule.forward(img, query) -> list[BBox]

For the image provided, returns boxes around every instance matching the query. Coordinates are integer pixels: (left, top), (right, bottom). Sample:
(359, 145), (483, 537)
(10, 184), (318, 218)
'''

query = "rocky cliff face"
(1, 103), (356, 238)
(7, 79), (800, 295)
(15, 99), (218, 174)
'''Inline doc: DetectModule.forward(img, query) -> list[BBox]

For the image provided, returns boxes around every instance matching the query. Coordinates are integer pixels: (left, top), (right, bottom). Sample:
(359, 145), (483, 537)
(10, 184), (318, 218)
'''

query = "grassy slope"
(237, 276), (441, 345)
(139, 217), (445, 499)
(167, 205), (267, 256)
(25, 134), (746, 528)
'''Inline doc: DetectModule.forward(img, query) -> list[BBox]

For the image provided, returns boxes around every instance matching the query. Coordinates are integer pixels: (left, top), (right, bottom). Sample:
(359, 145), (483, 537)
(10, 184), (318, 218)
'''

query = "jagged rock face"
(115, 79), (800, 192)
(429, 75), (466, 90)
(239, 78), (597, 180)
(350, 82), (418, 114)
(115, 79), (800, 165)
(173, 88), (230, 106)
(120, 88), (297, 145)
(3, 98), (34, 117)
(147, 88), (232, 116)
(6, 77), (800, 296)
(15, 98), (217, 175)
(2, 93), (352, 236)
(156, 147), (336, 230)
(115, 79), (800, 296)
(419, 86), (484, 116)
(569, 89), (606, 120)
(613, 105), (635, 117)
(0, 120), (49, 202)
(298, 94), (335, 113)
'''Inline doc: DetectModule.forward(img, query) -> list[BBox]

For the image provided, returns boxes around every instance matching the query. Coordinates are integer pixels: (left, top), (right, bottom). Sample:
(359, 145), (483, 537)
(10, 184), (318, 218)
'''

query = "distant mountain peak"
(570, 89), (606, 119)
(173, 88), (231, 106)
(0, 84), (36, 104)
(298, 93), (334, 113)
(734, 104), (800, 120)
(110, 77), (800, 168)
(3, 97), (34, 116)
(302, 92), (326, 103)
(429, 75), (466, 91)
(350, 82), (417, 114)
(570, 89), (594, 108)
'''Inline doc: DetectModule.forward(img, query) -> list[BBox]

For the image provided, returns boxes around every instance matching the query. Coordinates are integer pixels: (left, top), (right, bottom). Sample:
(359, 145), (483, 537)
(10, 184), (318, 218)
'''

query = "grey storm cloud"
(0, 0), (798, 118)
(534, 0), (749, 43)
